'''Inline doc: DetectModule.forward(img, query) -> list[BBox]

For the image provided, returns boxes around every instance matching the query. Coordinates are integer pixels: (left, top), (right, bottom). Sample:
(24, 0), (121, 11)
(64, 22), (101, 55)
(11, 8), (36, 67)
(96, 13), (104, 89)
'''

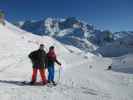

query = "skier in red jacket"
(46, 46), (61, 85)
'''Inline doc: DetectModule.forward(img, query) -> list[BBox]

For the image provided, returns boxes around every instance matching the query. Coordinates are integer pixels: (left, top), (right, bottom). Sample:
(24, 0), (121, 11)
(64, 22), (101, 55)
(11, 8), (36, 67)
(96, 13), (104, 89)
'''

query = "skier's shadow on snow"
(0, 80), (26, 86)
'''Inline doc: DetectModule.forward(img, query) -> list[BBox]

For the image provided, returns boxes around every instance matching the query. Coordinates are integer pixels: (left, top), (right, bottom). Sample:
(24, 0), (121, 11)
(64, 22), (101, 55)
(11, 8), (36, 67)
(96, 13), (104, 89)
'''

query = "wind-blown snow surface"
(0, 22), (133, 100)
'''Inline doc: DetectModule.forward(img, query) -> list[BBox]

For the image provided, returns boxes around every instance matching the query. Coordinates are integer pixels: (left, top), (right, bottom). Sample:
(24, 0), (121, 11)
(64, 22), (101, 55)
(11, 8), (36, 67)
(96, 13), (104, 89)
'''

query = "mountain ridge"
(13, 17), (133, 57)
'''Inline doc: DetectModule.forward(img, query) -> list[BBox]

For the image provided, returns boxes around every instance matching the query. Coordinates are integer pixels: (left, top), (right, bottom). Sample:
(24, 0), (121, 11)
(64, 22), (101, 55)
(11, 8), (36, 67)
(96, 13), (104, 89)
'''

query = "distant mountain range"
(13, 17), (133, 57)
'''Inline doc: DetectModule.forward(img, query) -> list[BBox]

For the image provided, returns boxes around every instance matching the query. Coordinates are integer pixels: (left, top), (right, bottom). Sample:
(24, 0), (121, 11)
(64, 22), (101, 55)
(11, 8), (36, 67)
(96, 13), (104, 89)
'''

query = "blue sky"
(0, 0), (133, 32)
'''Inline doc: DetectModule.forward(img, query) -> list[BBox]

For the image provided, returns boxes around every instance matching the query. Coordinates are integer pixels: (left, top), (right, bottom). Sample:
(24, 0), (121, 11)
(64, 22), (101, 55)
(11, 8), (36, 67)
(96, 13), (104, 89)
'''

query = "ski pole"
(58, 66), (62, 83)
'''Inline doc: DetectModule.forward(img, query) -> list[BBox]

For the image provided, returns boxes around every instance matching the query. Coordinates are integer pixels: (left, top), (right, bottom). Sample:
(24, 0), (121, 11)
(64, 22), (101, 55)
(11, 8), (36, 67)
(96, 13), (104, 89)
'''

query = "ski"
(21, 81), (46, 86)
(20, 81), (58, 87)
(46, 82), (57, 88)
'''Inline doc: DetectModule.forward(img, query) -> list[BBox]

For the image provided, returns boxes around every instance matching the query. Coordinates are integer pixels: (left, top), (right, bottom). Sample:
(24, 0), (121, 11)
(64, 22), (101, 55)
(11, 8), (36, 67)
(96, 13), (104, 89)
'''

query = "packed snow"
(0, 21), (133, 100)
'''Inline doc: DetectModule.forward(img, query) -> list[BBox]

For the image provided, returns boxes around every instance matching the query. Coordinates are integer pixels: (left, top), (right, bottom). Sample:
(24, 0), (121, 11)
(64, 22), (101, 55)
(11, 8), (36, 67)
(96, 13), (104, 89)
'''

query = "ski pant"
(48, 65), (55, 81)
(31, 68), (47, 82)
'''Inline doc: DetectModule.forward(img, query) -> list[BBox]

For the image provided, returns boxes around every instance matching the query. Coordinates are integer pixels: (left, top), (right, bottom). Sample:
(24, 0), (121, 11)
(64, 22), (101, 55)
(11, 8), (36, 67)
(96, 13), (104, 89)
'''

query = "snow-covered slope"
(0, 21), (133, 100)
(0, 20), (70, 80)
(96, 33), (133, 57)
(112, 54), (133, 74)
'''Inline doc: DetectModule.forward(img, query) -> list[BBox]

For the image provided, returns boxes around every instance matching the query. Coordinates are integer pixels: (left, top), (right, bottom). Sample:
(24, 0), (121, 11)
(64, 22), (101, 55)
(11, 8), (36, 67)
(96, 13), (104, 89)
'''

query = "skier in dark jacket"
(46, 46), (61, 85)
(28, 44), (47, 85)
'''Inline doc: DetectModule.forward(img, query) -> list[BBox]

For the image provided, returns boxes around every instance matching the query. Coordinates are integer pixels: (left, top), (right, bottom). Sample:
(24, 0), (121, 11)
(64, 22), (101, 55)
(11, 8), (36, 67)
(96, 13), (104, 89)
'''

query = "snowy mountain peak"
(13, 17), (133, 57)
